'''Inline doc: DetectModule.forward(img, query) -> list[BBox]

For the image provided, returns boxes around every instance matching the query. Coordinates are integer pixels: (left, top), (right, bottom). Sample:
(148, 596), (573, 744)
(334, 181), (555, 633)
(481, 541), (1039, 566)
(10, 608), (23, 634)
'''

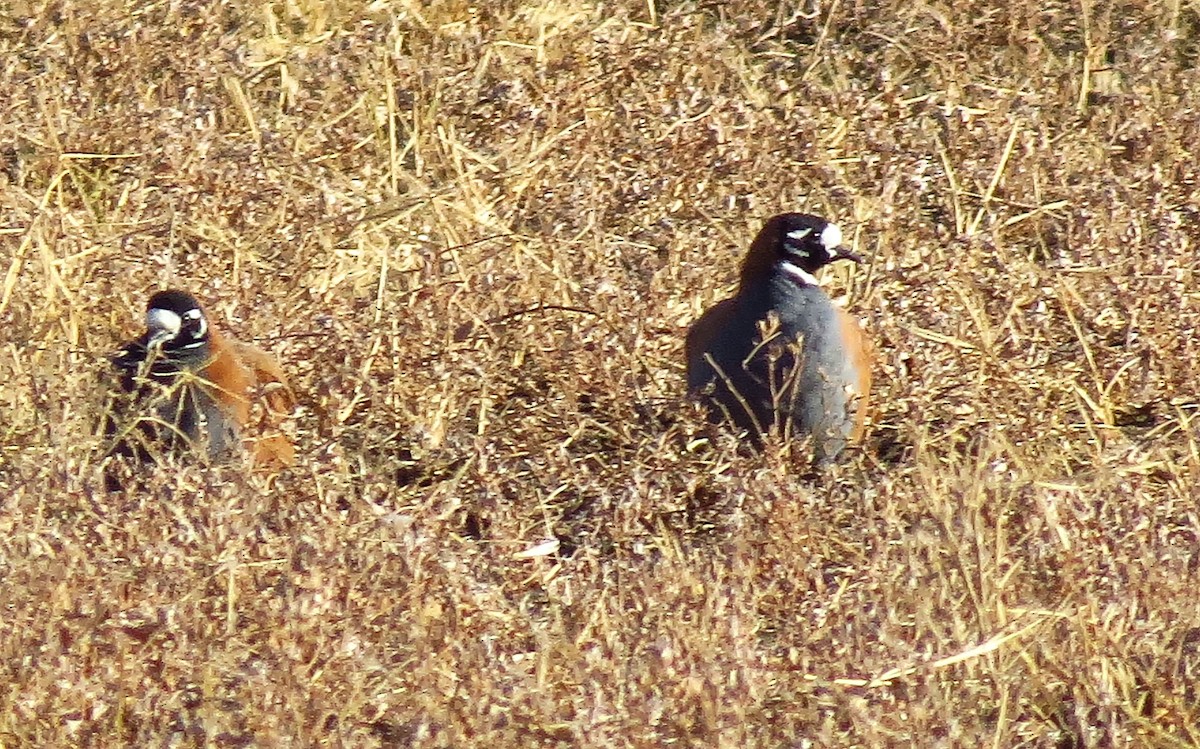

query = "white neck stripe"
(778, 261), (820, 287)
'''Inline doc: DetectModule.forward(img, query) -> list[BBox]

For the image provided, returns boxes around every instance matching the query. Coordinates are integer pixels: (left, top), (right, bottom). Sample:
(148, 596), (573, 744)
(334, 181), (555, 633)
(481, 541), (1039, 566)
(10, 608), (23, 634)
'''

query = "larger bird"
(686, 213), (871, 464)
(101, 289), (296, 483)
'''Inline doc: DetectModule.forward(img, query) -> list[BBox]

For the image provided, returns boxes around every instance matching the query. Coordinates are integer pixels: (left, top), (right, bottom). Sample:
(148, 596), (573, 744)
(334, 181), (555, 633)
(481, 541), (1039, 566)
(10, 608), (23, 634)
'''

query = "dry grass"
(2, 0), (1199, 745)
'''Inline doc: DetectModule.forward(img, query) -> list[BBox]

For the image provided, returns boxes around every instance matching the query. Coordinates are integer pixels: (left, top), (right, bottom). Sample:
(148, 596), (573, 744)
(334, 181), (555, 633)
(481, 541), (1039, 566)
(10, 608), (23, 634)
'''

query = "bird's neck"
(736, 236), (820, 291)
(775, 260), (820, 288)
(137, 336), (212, 366)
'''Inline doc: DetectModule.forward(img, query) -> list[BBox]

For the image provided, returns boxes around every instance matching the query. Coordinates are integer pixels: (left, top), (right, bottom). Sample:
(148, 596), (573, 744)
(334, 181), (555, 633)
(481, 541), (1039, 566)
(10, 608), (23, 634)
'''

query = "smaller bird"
(686, 213), (871, 465)
(101, 289), (296, 485)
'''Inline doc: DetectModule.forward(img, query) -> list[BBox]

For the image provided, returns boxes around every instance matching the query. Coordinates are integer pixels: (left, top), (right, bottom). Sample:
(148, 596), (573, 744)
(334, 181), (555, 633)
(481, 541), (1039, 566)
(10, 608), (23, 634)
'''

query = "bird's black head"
(143, 289), (209, 353)
(771, 213), (861, 274)
(741, 213), (862, 288)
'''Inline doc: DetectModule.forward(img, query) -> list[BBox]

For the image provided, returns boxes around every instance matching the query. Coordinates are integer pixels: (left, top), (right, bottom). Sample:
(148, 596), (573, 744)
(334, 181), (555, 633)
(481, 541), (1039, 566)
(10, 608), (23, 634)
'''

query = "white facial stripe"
(183, 308), (208, 339)
(145, 308), (182, 336)
(778, 260), (821, 287)
(785, 227), (813, 258)
(820, 222), (843, 250)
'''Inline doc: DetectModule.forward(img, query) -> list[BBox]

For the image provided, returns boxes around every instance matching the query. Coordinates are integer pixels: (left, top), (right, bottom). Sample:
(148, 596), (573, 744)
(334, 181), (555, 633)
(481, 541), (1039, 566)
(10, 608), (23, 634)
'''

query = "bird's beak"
(147, 329), (174, 350)
(144, 308), (182, 350)
(817, 223), (863, 264)
(833, 246), (864, 264)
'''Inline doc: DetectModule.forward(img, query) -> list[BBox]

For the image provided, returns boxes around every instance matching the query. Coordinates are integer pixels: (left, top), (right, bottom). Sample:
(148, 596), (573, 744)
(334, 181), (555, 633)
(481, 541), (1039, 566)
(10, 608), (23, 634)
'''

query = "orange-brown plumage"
(837, 306), (872, 442)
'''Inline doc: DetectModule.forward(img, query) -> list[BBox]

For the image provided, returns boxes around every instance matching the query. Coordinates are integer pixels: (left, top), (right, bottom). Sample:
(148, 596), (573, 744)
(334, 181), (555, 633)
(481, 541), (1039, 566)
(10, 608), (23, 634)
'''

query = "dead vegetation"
(1, 0), (1199, 745)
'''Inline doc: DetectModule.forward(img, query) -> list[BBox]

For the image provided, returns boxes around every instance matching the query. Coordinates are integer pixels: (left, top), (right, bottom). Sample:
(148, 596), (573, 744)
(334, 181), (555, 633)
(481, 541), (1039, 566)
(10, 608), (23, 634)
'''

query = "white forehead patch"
(145, 308), (182, 335)
(820, 222), (843, 250)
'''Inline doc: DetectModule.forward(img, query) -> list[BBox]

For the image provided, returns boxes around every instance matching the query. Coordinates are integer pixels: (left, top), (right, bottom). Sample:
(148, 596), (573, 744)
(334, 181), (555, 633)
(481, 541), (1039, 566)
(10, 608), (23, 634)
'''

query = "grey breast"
(768, 277), (857, 462)
(119, 343), (239, 461)
(690, 278), (858, 462)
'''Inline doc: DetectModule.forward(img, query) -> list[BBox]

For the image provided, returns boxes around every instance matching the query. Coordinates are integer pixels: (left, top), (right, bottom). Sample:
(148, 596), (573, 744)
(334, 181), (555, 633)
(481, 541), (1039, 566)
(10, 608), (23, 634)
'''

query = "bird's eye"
(182, 309), (207, 338)
(784, 228), (813, 257)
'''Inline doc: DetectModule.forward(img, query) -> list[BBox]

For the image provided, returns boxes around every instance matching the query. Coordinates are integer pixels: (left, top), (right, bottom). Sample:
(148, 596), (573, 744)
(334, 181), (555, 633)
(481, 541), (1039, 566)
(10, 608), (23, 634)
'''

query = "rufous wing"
(230, 339), (297, 469)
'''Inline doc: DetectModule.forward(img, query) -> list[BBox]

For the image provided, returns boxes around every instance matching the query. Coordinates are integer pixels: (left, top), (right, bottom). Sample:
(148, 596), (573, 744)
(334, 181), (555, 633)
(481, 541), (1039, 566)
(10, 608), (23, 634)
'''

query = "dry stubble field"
(2, 0), (1199, 746)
